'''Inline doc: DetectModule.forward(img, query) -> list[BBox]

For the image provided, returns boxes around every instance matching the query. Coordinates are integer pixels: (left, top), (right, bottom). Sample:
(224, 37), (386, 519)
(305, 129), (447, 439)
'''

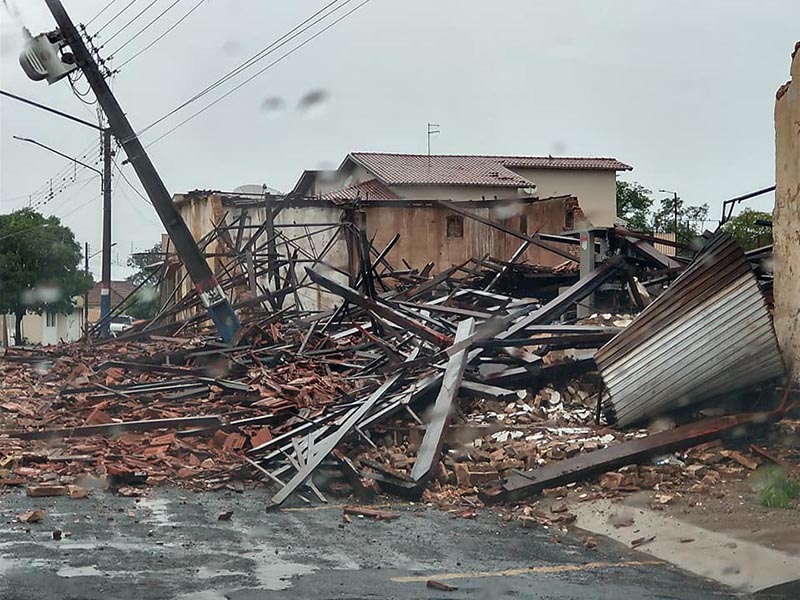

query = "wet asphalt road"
(0, 487), (749, 599)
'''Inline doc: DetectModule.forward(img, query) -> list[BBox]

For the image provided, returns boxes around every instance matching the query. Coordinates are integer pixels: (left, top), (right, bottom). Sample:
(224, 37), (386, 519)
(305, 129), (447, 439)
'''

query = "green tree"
(722, 208), (773, 251)
(0, 209), (93, 345)
(124, 242), (163, 319)
(616, 180), (653, 231)
(652, 195), (709, 241)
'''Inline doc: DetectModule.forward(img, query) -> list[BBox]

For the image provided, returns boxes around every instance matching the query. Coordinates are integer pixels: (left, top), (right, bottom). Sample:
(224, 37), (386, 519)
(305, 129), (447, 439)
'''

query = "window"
(446, 215), (464, 238)
(565, 209), (575, 231)
(45, 311), (56, 327)
(519, 214), (528, 235)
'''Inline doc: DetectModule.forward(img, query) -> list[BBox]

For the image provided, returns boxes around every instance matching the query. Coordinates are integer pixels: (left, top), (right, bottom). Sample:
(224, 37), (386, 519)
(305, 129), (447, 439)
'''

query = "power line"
(135, 0), (352, 138)
(112, 156), (151, 206)
(115, 0), (205, 69)
(50, 177), (103, 215)
(25, 158), (96, 208)
(23, 141), (102, 207)
(108, 0), (185, 59)
(59, 192), (102, 220)
(100, 0), (161, 48)
(68, 72), (97, 105)
(145, 0), (373, 147)
(92, 0), (138, 37)
(113, 169), (163, 227)
(31, 175), (100, 211)
(85, 0), (122, 27)
(0, 190), (99, 242)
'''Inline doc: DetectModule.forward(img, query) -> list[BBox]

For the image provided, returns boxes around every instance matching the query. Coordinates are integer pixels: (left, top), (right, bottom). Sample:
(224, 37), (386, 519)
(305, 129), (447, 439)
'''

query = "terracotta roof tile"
(316, 179), (400, 202)
(348, 152), (631, 187)
(87, 280), (137, 307)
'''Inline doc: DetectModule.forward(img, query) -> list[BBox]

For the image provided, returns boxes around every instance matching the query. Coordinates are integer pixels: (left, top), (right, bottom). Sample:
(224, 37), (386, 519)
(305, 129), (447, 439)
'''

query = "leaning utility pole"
(37, 0), (240, 341)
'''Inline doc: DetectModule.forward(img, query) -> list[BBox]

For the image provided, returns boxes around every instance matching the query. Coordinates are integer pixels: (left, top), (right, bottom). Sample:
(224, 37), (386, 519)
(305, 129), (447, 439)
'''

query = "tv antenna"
(427, 122), (440, 156)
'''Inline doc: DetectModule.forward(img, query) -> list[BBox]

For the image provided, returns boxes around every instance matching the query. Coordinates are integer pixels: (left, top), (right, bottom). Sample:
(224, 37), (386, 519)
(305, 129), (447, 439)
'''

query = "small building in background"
(2, 303), (84, 346)
(86, 280), (137, 324)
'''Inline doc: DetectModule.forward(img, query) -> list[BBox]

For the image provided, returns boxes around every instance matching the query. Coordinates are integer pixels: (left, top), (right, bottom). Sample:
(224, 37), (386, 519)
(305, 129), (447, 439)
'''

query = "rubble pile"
(0, 231), (793, 513)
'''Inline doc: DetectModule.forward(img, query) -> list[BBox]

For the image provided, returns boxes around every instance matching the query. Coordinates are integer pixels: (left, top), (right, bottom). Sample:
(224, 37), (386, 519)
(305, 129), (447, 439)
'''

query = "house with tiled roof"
(169, 152), (631, 312)
(291, 152), (630, 228)
(285, 152), (630, 280)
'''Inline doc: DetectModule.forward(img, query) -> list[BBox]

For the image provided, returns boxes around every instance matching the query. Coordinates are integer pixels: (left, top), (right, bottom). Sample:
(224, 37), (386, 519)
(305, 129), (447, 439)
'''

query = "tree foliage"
(124, 242), (163, 319)
(616, 180), (653, 231)
(722, 208), (772, 251)
(652, 195), (710, 240)
(0, 209), (93, 344)
(616, 181), (709, 244)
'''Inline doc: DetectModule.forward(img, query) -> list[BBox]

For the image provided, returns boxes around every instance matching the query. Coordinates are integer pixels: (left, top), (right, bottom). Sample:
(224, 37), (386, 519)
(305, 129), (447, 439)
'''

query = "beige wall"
(773, 42), (800, 378)
(509, 168), (617, 228)
(389, 184), (522, 202)
(272, 205), (351, 312)
(172, 194), (230, 312)
(365, 197), (574, 274)
(5, 309), (83, 346)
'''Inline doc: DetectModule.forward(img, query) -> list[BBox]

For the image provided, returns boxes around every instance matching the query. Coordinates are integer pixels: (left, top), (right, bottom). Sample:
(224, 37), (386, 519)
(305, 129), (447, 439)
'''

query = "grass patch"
(755, 465), (800, 508)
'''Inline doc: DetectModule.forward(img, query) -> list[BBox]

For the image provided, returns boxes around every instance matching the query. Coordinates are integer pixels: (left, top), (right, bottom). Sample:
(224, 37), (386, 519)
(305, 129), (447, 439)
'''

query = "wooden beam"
(268, 373), (401, 508)
(436, 200), (576, 261)
(305, 268), (452, 348)
(410, 318), (475, 483)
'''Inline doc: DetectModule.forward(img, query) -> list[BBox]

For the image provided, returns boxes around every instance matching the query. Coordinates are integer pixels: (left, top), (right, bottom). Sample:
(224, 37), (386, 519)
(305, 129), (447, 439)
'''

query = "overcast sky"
(1, 0), (798, 279)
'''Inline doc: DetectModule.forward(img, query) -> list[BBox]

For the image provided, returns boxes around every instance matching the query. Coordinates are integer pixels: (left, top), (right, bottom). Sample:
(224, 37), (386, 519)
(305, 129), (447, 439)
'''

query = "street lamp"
(13, 135), (102, 176)
(12, 127), (114, 337)
(658, 189), (681, 235)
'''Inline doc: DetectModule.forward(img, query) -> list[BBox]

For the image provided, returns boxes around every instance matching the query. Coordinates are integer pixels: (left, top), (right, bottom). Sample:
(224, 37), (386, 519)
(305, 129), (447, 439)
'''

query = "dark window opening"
(565, 209), (574, 230)
(446, 215), (464, 238)
(519, 214), (528, 235)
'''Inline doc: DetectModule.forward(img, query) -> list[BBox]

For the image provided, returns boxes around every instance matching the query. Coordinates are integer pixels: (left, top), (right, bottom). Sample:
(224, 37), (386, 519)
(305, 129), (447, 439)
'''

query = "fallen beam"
(305, 267), (452, 347)
(268, 373), (401, 508)
(437, 200), (576, 261)
(2, 415), (225, 441)
(479, 410), (781, 504)
(447, 255), (625, 357)
(410, 318), (475, 484)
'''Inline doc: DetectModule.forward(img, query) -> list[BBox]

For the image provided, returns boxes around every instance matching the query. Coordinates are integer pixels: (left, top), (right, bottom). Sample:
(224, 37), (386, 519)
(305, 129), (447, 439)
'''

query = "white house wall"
(509, 168), (617, 228)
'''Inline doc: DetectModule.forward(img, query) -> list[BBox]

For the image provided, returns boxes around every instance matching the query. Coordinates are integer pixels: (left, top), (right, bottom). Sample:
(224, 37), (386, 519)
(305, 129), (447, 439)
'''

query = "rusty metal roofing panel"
(596, 233), (785, 427)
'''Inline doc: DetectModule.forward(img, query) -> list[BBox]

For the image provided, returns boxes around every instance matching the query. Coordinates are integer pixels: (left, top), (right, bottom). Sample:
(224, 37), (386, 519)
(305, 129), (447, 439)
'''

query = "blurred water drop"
(32, 360), (52, 375)
(221, 40), (240, 56)
(20, 284), (63, 305)
(491, 200), (524, 219)
(260, 96), (285, 119)
(297, 89), (329, 118)
(689, 235), (706, 252)
(135, 285), (158, 303)
(318, 168), (340, 184)
(0, 23), (21, 56)
(550, 141), (567, 155)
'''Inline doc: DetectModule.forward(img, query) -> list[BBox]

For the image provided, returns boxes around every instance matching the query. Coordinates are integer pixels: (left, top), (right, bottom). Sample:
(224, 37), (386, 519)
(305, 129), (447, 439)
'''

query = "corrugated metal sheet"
(596, 233), (785, 427)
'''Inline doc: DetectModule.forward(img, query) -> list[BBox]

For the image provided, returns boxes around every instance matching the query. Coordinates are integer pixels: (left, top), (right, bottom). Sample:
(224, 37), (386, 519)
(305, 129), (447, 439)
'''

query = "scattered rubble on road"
(0, 230), (796, 528)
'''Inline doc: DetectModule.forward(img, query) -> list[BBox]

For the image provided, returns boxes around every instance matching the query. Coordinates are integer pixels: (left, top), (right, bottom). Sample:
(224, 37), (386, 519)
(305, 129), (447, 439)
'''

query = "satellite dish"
(234, 184), (282, 196)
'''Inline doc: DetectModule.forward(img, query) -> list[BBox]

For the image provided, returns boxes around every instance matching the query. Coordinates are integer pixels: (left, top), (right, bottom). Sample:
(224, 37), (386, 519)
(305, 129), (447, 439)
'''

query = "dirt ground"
(662, 476), (800, 556)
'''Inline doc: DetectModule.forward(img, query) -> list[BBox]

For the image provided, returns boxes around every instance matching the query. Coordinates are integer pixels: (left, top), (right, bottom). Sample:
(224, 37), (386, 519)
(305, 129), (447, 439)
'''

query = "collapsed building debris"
(0, 224), (792, 515)
(597, 233), (785, 427)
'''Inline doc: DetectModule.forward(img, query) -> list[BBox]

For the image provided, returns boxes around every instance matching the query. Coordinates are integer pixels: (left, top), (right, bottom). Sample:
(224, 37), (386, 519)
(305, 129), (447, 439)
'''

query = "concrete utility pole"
(101, 128), (112, 335)
(659, 189), (680, 236)
(39, 0), (240, 342)
(84, 241), (89, 331)
(12, 132), (113, 336)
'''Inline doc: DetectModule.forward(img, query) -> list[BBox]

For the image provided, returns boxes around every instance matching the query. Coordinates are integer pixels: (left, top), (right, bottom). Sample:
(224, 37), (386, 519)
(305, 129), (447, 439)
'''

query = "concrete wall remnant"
(773, 41), (800, 379)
